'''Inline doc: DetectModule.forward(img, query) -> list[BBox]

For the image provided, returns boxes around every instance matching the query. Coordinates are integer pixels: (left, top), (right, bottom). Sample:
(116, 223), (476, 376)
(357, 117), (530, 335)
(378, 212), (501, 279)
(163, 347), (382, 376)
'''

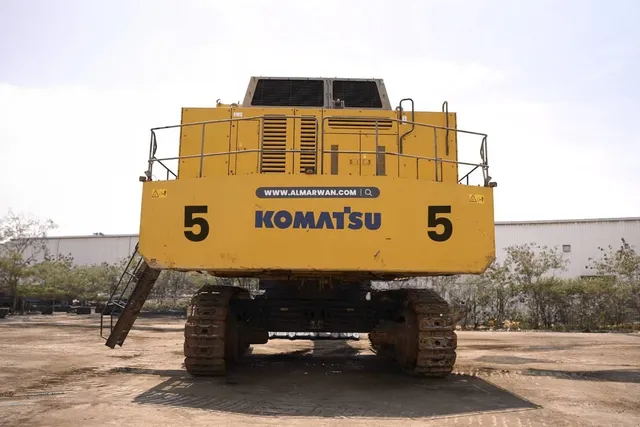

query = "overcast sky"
(1, 0), (638, 236)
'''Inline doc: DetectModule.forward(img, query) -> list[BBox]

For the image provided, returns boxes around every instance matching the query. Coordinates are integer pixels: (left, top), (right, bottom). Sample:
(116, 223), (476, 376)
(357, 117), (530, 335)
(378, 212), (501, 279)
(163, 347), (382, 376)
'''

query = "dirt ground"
(0, 314), (639, 427)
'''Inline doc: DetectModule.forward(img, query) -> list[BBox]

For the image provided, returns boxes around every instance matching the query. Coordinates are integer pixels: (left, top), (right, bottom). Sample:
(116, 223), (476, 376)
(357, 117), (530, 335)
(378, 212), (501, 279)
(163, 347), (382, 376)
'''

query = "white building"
(35, 233), (138, 267)
(495, 217), (640, 278)
(35, 217), (640, 279)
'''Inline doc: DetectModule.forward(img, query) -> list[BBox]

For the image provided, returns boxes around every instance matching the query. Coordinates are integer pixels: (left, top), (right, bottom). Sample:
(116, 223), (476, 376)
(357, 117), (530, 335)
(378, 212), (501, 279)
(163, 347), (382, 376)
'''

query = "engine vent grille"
(252, 79), (324, 107)
(327, 117), (393, 130)
(299, 118), (317, 173)
(332, 80), (383, 108)
(261, 116), (287, 173)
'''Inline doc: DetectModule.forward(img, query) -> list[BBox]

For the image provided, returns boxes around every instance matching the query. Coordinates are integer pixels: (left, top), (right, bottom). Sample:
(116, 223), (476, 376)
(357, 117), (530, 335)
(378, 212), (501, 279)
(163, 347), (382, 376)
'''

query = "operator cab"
(241, 77), (392, 110)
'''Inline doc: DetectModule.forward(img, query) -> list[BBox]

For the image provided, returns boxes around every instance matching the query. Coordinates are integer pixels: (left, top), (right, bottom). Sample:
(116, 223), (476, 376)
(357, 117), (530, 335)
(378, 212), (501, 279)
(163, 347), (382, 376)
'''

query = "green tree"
(484, 260), (516, 326)
(69, 261), (122, 304)
(28, 253), (75, 302)
(454, 274), (491, 329)
(0, 210), (57, 312)
(588, 238), (640, 282)
(586, 238), (640, 324)
(503, 243), (567, 328)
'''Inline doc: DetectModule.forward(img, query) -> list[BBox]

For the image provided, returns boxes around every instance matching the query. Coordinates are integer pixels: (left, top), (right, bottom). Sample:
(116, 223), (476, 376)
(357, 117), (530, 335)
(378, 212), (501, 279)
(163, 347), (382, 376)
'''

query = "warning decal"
(469, 194), (484, 204)
(152, 189), (168, 199)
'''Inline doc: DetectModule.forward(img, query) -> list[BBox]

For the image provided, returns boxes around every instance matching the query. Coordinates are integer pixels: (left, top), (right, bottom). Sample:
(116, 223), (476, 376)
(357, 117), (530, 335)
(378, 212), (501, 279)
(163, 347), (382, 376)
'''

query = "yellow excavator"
(100, 76), (496, 377)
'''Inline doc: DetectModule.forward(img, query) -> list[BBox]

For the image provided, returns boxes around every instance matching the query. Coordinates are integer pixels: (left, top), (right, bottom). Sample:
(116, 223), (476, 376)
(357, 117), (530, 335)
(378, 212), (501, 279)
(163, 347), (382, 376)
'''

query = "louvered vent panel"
(327, 118), (393, 130)
(261, 116), (287, 173)
(299, 118), (317, 173)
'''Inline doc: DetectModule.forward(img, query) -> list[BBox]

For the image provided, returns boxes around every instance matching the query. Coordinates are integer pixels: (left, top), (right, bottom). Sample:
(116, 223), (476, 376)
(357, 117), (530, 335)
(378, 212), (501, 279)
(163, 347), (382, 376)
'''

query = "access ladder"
(100, 243), (161, 348)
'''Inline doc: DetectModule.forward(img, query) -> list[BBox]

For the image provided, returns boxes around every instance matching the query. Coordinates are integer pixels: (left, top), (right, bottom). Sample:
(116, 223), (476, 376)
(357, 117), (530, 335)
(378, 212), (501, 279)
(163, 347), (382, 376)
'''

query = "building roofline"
(495, 217), (640, 226)
(40, 217), (640, 240)
(43, 233), (139, 240)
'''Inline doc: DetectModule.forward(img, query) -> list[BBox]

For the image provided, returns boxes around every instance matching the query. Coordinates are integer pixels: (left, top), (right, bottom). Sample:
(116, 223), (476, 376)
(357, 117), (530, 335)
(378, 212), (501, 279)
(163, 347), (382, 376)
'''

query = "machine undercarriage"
(100, 255), (457, 378)
(183, 279), (457, 377)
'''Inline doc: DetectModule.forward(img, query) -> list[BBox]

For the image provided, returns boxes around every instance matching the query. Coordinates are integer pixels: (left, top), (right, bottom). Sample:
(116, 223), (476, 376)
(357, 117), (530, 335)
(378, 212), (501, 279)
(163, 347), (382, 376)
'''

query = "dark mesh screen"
(251, 79), (324, 107)
(332, 80), (382, 108)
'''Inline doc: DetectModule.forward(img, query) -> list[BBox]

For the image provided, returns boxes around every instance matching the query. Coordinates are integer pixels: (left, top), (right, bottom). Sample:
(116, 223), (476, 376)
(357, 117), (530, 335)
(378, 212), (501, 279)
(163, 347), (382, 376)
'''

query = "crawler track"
(369, 288), (457, 377)
(183, 285), (250, 376)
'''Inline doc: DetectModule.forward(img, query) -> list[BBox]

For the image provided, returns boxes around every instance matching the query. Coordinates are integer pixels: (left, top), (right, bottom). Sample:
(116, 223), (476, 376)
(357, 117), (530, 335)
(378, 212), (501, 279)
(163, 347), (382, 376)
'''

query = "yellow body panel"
(139, 174), (495, 277)
(142, 99), (495, 278)
(176, 107), (458, 181)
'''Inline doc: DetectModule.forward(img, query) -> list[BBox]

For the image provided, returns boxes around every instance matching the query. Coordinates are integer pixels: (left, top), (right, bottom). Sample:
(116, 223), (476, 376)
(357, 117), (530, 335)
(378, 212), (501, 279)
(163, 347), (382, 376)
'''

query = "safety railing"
(99, 243), (142, 340)
(145, 115), (319, 181)
(143, 113), (492, 187)
(318, 115), (489, 185)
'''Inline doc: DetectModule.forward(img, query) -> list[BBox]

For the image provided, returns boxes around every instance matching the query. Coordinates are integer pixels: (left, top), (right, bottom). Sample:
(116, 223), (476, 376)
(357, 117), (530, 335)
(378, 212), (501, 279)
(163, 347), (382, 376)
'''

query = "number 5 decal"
(427, 205), (453, 242)
(184, 205), (209, 242)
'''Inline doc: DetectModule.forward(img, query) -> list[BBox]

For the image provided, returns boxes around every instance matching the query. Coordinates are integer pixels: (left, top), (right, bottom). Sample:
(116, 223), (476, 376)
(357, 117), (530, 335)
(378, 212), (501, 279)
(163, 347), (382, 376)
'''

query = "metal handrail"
(320, 114), (488, 136)
(319, 114), (488, 184)
(100, 243), (141, 340)
(151, 148), (486, 182)
(146, 114), (319, 180)
(442, 101), (450, 156)
(145, 113), (491, 186)
(458, 165), (480, 185)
